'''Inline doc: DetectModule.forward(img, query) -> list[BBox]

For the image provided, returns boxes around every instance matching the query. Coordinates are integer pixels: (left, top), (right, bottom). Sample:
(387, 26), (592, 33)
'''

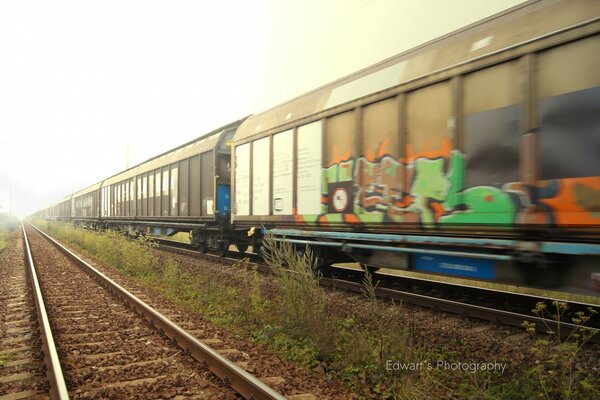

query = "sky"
(0, 0), (525, 217)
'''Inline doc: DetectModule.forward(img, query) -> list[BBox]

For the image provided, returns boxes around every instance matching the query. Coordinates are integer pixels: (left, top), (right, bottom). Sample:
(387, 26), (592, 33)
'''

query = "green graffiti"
(324, 160), (354, 193)
(410, 157), (451, 201)
(440, 186), (516, 224)
(440, 151), (517, 224)
(445, 150), (465, 209)
(301, 214), (321, 224)
(410, 157), (451, 224)
(322, 213), (344, 223)
(357, 212), (385, 223)
(319, 148), (520, 226)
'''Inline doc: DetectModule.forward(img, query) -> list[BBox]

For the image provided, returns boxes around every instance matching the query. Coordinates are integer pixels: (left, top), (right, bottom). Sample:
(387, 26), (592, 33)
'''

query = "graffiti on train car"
(315, 145), (600, 227)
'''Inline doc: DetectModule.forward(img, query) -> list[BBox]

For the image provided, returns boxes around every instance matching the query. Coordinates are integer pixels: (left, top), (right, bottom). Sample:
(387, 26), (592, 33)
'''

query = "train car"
(99, 119), (248, 254)
(56, 195), (72, 221)
(72, 182), (102, 227)
(231, 0), (600, 291)
(36, 196), (72, 221)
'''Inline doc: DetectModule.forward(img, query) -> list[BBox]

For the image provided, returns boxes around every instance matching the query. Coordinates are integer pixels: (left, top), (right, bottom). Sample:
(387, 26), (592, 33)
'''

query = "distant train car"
(39, 195), (72, 221)
(56, 196), (72, 220)
(232, 0), (600, 290)
(72, 182), (102, 226)
(97, 119), (248, 254)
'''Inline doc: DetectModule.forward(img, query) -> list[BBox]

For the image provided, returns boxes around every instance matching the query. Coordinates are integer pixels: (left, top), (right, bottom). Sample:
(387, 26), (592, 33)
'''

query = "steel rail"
(21, 223), (70, 400)
(26, 223), (286, 400)
(320, 276), (600, 344)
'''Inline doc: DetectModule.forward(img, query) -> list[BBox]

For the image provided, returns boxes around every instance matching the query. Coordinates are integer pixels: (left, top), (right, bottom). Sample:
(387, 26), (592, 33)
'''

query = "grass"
(158, 231), (191, 244)
(520, 301), (599, 400)
(0, 213), (18, 253)
(36, 220), (600, 399)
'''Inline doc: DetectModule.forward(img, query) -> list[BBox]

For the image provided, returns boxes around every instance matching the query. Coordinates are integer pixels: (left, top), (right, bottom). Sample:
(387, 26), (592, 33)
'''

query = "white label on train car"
(235, 143), (250, 216)
(470, 36), (493, 52)
(252, 137), (271, 215)
(272, 129), (293, 215)
(297, 121), (322, 215)
(325, 61), (406, 109)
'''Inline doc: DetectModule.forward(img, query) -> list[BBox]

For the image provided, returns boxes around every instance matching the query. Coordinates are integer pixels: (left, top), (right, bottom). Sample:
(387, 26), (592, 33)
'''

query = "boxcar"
(72, 182), (102, 226)
(231, 0), (600, 289)
(99, 119), (246, 253)
(57, 196), (72, 220)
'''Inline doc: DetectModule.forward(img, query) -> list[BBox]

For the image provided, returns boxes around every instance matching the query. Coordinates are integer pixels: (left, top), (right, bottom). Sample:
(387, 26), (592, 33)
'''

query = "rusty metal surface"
(234, 0), (600, 143)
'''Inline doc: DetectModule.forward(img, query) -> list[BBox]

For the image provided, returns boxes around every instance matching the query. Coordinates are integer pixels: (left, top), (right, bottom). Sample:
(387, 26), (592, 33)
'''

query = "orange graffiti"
(318, 215), (330, 225)
(328, 145), (352, 165)
(344, 214), (361, 224)
(365, 138), (392, 162)
(393, 195), (413, 208)
(431, 202), (446, 221)
(539, 177), (600, 225)
(366, 148), (375, 161)
(403, 137), (453, 163)
(376, 138), (390, 158)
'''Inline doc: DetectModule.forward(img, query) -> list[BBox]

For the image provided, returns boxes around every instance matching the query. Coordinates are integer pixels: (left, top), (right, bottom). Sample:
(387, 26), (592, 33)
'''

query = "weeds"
(521, 301), (599, 399)
(262, 236), (329, 335)
(0, 212), (18, 253)
(36, 222), (600, 399)
(44, 221), (159, 279)
(361, 268), (378, 300)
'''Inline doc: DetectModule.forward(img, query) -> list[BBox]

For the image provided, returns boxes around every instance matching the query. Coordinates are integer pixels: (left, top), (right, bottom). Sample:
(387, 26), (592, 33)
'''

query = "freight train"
(36, 0), (600, 293)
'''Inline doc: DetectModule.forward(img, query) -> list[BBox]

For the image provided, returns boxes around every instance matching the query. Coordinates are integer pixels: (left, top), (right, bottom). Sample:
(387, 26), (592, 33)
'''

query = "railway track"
(0, 227), (57, 400)
(20, 223), (289, 400)
(157, 238), (600, 344)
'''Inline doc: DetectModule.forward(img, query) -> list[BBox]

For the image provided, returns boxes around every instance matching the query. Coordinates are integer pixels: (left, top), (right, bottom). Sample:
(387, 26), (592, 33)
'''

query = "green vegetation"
(0, 211), (18, 253)
(519, 301), (599, 400)
(39, 221), (600, 399)
(41, 220), (159, 279)
(159, 231), (191, 244)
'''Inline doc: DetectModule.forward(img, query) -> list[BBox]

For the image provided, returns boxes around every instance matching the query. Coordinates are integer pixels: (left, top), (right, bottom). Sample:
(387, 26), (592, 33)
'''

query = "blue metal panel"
(415, 254), (496, 280)
(216, 184), (231, 215)
(540, 242), (600, 255)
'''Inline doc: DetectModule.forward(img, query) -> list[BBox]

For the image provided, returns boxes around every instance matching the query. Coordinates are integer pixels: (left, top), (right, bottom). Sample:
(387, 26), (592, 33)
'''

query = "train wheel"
(253, 242), (262, 255)
(217, 241), (230, 257)
(192, 231), (208, 253)
(236, 243), (249, 255)
(315, 257), (332, 276)
(197, 241), (208, 253)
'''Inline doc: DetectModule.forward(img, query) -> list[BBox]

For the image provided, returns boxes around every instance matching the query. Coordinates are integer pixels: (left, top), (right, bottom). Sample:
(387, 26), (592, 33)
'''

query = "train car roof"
(72, 181), (103, 198)
(234, 0), (600, 143)
(102, 118), (246, 186)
